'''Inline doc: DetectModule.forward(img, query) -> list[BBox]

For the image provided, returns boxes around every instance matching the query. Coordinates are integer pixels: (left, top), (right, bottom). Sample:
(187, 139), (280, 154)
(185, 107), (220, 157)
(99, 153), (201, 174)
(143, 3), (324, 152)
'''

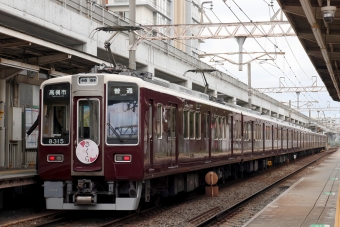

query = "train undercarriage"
(43, 148), (324, 210)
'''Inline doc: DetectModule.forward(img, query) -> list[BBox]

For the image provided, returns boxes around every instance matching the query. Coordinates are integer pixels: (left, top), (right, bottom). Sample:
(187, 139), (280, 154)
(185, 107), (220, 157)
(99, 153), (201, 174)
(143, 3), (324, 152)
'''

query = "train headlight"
(47, 154), (64, 162)
(115, 154), (132, 162)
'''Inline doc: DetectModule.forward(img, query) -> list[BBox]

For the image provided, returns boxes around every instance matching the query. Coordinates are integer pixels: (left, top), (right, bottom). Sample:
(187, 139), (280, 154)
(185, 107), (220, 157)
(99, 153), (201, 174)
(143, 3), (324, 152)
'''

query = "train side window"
(168, 107), (176, 138)
(195, 112), (201, 140)
(219, 117), (223, 139)
(237, 120), (241, 139)
(190, 111), (195, 139)
(157, 104), (162, 139)
(183, 110), (189, 139)
(214, 116), (219, 140)
(255, 124), (258, 140)
(228, 116), (232, 139)
(248, 122), (252, 140)
(204, 113), (210, 139)
(244, 122), (248, 140)
(222, 117), (227, 140)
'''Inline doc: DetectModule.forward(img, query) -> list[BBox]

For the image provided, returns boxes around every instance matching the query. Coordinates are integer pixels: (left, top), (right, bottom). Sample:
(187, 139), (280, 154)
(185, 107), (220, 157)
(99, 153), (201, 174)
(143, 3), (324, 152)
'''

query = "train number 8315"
(42, 138), (69, 144)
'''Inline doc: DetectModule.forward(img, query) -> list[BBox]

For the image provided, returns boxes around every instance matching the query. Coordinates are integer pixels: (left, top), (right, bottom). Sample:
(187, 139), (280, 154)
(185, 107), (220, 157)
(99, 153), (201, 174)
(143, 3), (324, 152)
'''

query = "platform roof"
(277, 0), (340, 101)
(0, 24), (109, 81)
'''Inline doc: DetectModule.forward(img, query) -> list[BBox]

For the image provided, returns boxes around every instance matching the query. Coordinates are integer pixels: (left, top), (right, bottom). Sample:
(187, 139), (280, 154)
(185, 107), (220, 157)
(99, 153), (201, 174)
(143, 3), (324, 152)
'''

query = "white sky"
(198, 0), (340, 126)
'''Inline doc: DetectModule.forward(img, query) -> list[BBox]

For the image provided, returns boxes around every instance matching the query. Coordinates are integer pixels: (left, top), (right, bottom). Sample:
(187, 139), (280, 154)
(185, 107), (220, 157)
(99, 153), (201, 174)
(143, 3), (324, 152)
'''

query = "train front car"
(39, 74), (144, 210)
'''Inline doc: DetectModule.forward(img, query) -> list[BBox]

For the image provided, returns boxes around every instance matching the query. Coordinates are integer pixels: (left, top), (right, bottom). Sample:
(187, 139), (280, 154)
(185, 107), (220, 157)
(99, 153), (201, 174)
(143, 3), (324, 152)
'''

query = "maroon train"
(39, 72), (326, 210)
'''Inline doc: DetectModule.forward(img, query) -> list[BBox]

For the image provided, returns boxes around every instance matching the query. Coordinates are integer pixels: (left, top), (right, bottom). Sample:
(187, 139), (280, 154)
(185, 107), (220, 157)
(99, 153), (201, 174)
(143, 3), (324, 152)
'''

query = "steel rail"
(188, 150), (336, 227)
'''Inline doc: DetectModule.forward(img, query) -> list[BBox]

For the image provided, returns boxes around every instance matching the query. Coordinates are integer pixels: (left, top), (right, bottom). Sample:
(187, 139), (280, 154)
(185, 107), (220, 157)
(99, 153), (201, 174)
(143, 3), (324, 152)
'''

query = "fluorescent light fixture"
(0, 58), (39, 72)
(48, 68), (68, 77)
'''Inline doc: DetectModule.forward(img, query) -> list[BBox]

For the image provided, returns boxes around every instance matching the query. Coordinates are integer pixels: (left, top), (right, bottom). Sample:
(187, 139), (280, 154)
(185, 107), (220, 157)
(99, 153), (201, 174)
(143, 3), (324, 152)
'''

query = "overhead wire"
(223, 0), (326, 108)
(233, 0), (323, 109)
(265, 3), (326, 109)
(268, 2), (328, 110)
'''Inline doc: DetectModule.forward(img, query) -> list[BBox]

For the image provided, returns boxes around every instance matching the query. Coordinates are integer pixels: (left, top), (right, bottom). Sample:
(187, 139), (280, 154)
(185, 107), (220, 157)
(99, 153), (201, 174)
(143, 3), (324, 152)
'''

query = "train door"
(72, 97), (102, 172)
(148, 100), (154, 168)
(167, 104), (177, 168)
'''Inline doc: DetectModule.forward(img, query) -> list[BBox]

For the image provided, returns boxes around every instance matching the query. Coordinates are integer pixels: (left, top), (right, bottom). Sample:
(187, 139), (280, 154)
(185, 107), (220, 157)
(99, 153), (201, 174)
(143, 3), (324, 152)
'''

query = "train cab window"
(42, 105), (69, 144)
(195, 112), (201, 140)
(190, 111), (195, 139)
(157, 104), (163, 139)
(78, 99), (99, 144)
(42, 83), (70, 145)
(107, 82), (138, 144)
(183, 110), (189, 139)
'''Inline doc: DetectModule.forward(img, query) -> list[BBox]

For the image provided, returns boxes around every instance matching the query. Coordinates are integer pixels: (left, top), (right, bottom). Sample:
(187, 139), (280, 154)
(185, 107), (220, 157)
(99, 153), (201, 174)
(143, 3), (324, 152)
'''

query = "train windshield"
(107, 82), (138, 144)
(42, 83), (70, 145)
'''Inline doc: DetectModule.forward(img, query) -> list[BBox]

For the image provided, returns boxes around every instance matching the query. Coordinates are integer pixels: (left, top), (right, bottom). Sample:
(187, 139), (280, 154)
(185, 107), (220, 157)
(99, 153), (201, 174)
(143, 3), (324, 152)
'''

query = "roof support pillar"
(0, 76), (6, 167)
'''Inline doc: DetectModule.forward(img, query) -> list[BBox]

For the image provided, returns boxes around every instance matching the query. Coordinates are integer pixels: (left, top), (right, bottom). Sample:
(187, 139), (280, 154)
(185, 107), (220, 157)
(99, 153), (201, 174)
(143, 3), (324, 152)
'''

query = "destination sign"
(108, 82), (138, 98)
(43, 83), (70, 103)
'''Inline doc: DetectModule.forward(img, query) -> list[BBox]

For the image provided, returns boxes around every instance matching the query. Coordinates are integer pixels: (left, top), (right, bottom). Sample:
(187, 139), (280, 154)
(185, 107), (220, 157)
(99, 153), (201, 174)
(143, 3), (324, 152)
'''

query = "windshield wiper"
(107, 122), (124, 143)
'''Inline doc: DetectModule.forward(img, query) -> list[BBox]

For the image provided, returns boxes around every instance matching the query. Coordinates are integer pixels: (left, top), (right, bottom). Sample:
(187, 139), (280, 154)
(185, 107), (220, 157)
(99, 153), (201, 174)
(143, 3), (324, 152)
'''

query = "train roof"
(41, 73), (324, 136)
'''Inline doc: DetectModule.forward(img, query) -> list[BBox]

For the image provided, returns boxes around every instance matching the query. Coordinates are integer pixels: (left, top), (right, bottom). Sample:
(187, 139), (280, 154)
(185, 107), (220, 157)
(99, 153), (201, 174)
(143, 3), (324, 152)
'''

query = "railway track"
(186, 150), (336, 227)
(1, 211), (66, 227)
(1, 150), (335, 227)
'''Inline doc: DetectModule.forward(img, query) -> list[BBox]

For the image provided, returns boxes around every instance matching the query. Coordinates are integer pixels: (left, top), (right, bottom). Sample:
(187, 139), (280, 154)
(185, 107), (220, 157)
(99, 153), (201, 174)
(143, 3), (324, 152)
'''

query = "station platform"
(243, 149), (340, 227)
(0, 168), (37, 189)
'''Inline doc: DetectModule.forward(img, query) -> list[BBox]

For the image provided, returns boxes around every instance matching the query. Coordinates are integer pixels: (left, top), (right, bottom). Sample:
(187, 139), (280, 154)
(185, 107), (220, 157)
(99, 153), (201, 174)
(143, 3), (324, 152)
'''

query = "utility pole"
(248, 63), (252, 109)
(129, 0), (136, 70)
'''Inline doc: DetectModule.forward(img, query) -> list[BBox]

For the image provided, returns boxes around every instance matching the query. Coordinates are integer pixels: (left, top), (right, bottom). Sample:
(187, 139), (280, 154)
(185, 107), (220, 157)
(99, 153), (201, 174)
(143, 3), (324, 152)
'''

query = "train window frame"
(195, 112), (201, 140)
(157, 104), (163, 139)
(183, 109), (189, 139)
(77, 98), (100, 145)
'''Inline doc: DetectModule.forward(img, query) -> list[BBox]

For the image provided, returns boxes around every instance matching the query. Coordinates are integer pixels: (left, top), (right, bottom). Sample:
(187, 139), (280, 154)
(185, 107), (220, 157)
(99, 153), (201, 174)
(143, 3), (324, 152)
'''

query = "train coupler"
(73, 179), (97, 205)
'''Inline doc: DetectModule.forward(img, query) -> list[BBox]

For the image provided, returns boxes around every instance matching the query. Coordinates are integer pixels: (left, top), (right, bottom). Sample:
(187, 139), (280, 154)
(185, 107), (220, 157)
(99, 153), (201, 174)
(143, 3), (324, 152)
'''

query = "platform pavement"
(0, 168), (37, 180)
(242, 149), (340, 227)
